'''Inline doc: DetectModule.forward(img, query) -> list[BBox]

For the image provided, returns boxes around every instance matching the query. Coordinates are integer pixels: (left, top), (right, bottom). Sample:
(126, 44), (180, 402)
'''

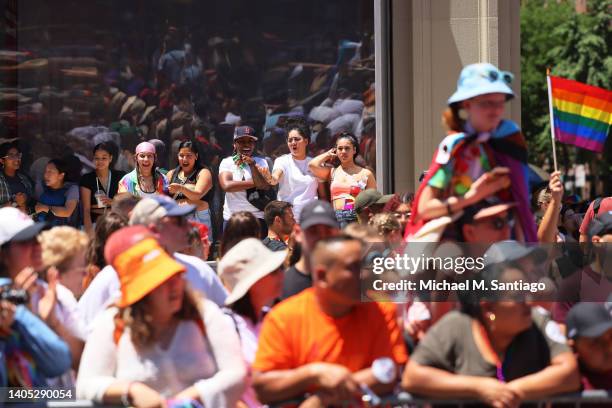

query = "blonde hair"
(39, 226), (89, 273)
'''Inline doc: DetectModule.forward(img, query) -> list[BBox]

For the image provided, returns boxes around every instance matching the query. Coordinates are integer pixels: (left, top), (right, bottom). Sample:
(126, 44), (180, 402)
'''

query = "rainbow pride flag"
(548, 76), (612, 153)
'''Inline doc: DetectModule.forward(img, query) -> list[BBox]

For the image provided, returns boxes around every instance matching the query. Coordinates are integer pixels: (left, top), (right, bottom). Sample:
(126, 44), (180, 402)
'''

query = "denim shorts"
(335, 209), (357, 229)
(189, 209), (213, 242)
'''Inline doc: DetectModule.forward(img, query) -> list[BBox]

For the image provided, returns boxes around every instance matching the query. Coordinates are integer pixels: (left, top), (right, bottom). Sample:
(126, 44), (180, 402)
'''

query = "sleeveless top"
(329, 167), (368, 211)
(169, 166), (213, 204)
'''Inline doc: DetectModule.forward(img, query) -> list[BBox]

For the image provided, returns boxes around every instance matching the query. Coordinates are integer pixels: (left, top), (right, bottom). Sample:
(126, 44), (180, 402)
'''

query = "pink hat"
(135, 141), (156, 155)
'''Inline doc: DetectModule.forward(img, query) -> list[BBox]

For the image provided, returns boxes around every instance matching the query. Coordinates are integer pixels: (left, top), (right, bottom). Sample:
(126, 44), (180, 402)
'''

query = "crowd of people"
(0, 45), (611, 408)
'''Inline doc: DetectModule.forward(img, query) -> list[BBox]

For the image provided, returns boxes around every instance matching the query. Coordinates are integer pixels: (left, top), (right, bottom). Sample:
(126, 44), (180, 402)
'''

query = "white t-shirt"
(219, 156), (269, 220)
(272, 154), (318, 221)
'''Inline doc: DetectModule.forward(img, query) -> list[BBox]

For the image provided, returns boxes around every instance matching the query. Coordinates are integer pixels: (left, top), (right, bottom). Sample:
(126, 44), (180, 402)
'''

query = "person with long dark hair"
(166, 140), (213, 241)
(80, 142), (126, 235)
(117, 142), (168, 197)
(77, 228), (246, 407)
(219, 238), (286, 408)
(267, 117), (319, 221)
(309, 132), (376, 227)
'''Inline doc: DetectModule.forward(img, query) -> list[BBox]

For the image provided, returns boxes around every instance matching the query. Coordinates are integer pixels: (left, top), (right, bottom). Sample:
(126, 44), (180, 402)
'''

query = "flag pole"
(546, 68), (559, 172)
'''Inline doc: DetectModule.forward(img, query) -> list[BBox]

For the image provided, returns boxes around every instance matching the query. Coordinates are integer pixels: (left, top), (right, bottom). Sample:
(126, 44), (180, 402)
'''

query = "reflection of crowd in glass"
(0, 45), (611, 407)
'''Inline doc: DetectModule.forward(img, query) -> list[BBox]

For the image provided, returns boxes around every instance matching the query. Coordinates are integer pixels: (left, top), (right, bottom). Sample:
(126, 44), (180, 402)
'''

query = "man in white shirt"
(78, 195), (227, 337)
(218, 126), (271, 234)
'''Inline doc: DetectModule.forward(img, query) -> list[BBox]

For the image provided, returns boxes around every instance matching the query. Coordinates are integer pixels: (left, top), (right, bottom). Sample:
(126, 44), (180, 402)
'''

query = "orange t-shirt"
(253, 288), (408, 373)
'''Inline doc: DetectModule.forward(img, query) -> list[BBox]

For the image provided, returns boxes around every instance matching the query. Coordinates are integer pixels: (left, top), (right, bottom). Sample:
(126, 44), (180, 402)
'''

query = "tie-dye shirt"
(117, 168), (168, 197)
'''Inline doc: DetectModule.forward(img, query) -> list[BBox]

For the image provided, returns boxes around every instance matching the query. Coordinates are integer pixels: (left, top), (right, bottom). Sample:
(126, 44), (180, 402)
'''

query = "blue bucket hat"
(447, 63), (515, 106)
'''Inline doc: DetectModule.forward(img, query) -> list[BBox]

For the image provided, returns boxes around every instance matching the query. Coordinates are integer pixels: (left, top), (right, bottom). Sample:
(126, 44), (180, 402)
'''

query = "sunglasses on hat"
(480, 69), (514, 85)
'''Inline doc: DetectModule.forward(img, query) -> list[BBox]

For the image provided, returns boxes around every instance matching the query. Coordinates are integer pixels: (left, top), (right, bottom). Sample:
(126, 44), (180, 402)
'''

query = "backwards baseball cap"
(566, 302), (612, 340)
(233, 126), (257, 141)
(0, 207), (48, 246)
(354, 189), (393, 213)
(588, 211), (612, 238)
(129, 195), (195, 226)
(484, 240), (547, 267)
(299, 200), (339, 230)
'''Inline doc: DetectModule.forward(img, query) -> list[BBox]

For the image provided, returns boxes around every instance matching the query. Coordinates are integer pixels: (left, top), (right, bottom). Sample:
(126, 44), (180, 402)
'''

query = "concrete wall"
(380, 0), (521, 193)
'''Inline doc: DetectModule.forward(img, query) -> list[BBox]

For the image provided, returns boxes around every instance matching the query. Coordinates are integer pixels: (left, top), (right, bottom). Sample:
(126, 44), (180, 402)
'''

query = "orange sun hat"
(107, 230), (185, 307)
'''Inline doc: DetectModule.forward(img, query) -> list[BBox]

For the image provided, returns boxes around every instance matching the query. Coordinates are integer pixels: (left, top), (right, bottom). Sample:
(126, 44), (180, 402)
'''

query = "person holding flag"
(406, 63), (537, 242)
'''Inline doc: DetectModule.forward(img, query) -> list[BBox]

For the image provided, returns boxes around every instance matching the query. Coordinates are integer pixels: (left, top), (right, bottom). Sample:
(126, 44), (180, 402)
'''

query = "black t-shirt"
(79, 171), (125, 205)
(262, 237), (288, 252)
(5, 175), (28, 195)
(281, 265), (312, 300)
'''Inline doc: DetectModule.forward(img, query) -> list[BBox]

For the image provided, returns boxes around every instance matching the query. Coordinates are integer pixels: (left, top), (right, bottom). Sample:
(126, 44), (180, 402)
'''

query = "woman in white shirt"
(218, 238), (286, 408)
(269, 117), (320, 221)
(77, 227), (246, 408)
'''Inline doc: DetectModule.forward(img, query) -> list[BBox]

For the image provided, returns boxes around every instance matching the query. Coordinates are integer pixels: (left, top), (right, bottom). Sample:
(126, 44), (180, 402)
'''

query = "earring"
(458, 108), (469, 120)
(489, 313), (496, 322)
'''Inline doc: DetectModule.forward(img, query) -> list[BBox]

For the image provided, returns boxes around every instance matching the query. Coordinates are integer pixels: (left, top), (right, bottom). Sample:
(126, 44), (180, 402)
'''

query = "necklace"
(138, 172), (156, 194)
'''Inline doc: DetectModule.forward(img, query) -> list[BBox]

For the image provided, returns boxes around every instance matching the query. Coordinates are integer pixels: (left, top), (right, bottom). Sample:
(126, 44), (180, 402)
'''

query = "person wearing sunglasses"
(406, 63), (537, 243)
(0, 141), (34, 214)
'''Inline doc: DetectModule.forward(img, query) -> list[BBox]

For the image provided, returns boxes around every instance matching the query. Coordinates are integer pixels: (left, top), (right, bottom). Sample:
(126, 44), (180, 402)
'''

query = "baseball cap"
(129, 195), (195, 226)
(355, 189), (382, 212)
(354, 189), (394, 213)
(0, 207), (48, 246)
(219, 238), (287, 305)
(566, 302), (612, 340)
(588, 211), (612, 238)
(299, 200), (339, 230)
(484, 240), (547, 267)
(233, 126), (257, 141)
